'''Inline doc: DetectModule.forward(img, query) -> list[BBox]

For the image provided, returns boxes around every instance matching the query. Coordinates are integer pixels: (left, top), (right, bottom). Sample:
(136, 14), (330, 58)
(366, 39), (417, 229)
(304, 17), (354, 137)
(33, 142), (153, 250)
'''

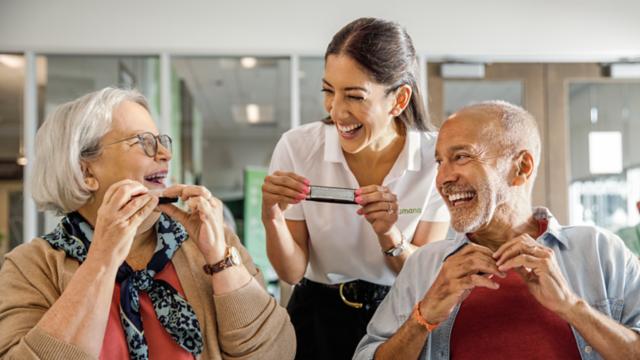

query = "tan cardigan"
(0, 227), (295, 360)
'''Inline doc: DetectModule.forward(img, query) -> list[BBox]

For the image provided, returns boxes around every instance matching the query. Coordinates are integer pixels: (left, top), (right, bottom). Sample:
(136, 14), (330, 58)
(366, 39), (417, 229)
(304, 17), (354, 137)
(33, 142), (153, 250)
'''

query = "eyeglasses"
(104, 132), (172, 158)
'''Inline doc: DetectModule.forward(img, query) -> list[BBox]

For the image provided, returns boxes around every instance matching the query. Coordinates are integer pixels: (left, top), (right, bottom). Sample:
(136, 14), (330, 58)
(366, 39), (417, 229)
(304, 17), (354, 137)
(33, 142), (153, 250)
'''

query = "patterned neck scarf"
(43, 212), (203, 360)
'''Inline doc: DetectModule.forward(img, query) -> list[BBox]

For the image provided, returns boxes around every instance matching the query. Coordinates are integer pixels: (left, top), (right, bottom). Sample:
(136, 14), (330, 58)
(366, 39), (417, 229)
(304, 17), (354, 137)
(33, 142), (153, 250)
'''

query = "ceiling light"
(441, 63), (485, 79)
(240, 57), (257, 69)
(246, 104), (260, 123)
(609, 63), (640, 78)
(231, 104), (275, 125)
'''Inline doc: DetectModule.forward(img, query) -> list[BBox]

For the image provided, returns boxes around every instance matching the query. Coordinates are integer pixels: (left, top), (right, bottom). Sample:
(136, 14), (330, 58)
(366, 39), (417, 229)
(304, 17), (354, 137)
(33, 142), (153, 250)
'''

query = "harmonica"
(148, 189), (179, 204)
(306, 185), (357, 204)
(158, 196), (179, 204)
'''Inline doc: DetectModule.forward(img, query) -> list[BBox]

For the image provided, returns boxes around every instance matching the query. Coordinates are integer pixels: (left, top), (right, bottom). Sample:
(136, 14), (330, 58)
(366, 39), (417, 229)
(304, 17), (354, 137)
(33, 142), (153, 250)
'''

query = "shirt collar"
(443, 207), (569, 261)
(323, 124), (422, 172)
(533, 206), (570, 247)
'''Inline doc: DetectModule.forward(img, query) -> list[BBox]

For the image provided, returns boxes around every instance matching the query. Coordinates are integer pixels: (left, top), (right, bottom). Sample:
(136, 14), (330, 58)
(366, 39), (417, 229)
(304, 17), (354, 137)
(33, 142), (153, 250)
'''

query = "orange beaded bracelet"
(412, 301), (439, 332)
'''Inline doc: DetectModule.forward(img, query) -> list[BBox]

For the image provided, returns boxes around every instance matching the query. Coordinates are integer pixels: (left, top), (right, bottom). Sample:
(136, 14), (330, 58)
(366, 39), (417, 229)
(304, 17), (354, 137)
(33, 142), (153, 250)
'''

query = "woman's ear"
(81, 161), (99, 191)
(511, 150), (534, 186)
(391, 84), (412, 116)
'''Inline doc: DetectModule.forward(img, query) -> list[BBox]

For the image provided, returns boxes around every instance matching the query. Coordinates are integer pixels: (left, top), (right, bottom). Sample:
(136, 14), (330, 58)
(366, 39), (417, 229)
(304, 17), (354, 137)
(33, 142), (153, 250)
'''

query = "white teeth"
(448, 192), (474, 202)
(337, 123), (362, 133)
(145, 172), (166, 181)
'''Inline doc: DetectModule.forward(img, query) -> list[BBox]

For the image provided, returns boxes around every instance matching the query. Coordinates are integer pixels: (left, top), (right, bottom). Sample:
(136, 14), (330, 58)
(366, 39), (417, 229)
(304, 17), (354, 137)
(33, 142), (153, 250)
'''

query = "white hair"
(458, 100), (541, 175)
(32, 87), (149, 214)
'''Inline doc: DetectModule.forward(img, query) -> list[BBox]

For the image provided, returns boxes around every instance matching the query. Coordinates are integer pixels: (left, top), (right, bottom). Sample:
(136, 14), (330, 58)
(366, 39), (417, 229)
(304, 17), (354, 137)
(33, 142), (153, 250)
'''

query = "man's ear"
(390, 84), (412, 117)
(512, 150), (534, 186)
(81, 161), (99, 191)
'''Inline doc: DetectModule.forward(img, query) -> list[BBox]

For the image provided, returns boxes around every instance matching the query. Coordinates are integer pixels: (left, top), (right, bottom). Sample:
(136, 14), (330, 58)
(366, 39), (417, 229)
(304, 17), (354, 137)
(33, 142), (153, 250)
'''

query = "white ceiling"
(3, 0), (639, 60)
(172, 57), (292, 140)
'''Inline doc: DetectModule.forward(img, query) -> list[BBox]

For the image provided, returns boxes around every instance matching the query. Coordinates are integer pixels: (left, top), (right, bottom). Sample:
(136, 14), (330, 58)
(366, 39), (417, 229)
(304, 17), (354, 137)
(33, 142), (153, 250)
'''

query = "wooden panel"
(427, 63), (444, 127)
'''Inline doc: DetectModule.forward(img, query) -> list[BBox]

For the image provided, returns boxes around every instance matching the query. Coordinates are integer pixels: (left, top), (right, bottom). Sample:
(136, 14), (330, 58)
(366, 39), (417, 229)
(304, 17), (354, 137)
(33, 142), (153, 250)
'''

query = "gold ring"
(339, 283), (363, 309)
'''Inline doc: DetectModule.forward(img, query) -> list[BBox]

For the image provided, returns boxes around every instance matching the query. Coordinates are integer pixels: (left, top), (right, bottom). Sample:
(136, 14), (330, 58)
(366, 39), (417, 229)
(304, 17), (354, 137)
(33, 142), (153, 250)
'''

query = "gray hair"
(459, 100), (541, 173)
(32, 87), (149, 214)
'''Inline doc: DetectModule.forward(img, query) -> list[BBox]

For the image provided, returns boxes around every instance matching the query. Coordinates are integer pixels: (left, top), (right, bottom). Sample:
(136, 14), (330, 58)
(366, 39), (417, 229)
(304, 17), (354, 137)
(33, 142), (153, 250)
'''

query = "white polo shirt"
(268, 122), (449, 286)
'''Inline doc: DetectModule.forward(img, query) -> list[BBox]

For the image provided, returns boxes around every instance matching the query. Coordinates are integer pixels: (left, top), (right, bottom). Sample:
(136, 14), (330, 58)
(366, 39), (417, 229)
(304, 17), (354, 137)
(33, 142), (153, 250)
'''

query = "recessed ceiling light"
(246, 104), (260, 123)
(240, 57), (257, 69)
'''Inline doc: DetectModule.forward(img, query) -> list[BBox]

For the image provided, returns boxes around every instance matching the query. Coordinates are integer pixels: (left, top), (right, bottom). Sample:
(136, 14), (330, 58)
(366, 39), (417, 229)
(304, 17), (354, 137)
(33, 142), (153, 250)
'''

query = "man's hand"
(493, 234), (580, 316)
(420, 243), (505, 324)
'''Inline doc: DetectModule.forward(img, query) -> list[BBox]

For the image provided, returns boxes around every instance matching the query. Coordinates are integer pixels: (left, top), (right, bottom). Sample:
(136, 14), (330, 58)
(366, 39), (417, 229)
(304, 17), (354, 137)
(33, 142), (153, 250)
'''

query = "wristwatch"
(203, 246), (241, 275)
(383, 233), (407, 257)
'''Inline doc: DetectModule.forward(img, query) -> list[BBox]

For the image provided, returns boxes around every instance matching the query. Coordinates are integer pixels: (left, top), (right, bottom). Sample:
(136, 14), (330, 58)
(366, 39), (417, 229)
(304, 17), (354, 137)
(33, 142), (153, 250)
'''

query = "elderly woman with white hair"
(0, 87), (295, 360)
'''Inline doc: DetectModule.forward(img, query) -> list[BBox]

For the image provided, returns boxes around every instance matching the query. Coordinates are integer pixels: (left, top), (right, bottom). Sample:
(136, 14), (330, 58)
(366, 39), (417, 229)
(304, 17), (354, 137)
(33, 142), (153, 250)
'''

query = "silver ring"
(387, 203), (393, 214)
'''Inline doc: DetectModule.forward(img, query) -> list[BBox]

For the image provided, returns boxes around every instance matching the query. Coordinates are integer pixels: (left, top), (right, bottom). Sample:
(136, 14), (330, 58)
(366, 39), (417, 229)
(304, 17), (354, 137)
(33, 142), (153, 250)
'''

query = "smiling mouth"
(337, 123), (363, 135)
(447, 191), (476, 207)
(144, 171), (167, 186)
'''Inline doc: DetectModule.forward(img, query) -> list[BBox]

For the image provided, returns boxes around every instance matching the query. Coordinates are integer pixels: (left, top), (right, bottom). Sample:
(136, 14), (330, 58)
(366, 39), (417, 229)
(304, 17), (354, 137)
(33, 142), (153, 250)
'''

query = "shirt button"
(584, 346), (592, 353)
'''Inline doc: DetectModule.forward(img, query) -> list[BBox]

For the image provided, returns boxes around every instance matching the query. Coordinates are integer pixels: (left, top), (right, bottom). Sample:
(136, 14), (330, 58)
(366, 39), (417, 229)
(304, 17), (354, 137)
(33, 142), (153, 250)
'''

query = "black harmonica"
(306, 185), (357, 204)
(158, 196), (179, 204)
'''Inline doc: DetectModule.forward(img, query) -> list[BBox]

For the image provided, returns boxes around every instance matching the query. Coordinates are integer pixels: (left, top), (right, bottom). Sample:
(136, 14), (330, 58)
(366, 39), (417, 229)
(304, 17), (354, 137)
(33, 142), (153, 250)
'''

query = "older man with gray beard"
(353, 101), (640, 360)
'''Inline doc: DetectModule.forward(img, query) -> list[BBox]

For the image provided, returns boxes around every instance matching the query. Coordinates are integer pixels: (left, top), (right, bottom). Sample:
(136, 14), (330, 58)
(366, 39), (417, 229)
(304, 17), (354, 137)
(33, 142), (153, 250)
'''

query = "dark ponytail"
(323, 17), (433, 131)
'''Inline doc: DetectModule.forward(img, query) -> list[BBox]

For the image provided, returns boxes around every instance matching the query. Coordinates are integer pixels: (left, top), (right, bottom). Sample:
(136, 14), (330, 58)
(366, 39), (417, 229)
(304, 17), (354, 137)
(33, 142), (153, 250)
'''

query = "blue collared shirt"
(353, 208), (640, 360)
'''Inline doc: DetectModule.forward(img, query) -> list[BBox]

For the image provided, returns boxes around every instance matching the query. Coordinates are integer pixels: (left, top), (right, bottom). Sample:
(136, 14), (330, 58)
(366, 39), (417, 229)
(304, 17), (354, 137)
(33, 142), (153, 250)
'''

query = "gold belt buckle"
(339, 283), (363, 309)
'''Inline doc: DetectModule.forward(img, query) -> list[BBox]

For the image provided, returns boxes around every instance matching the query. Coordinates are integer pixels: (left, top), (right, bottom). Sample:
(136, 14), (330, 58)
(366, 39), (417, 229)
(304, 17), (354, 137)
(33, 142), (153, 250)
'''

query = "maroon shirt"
(450, 222), (581, 359)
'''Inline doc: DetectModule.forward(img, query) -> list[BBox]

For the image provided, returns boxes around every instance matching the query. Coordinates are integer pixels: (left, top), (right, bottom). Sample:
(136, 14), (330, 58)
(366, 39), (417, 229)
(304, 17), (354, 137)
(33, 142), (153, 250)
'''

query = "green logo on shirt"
(399, 208), (421, 215)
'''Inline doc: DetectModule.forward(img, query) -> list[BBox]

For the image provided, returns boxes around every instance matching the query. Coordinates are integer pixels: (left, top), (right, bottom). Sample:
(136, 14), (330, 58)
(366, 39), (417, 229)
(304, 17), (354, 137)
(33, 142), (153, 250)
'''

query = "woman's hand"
(158, 185), (227, 263)
(89, 180), (159, 267)
(356, 185), (399, 236)
(262, 171), (310, 221)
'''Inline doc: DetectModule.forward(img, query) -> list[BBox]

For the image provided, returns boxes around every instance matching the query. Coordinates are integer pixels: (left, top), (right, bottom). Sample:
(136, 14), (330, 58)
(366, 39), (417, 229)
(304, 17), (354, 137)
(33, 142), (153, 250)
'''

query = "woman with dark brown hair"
(262, 18), (450, 359)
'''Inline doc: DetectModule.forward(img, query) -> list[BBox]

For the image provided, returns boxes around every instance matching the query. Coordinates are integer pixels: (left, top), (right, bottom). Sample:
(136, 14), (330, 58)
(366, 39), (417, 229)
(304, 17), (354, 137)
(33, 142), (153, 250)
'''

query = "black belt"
(299, 278), (391, 310)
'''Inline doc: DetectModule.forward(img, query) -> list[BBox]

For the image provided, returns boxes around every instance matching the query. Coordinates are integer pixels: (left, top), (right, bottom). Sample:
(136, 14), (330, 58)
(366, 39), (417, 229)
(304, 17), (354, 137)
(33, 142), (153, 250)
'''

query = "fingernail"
(304, 186), (310, 194)
(356, 209), (362, 215)
(303, 179), (310, 185)
(297, 193), (306, 200)
(355, 189), (362, 195)
(355, 196), (362, 204)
